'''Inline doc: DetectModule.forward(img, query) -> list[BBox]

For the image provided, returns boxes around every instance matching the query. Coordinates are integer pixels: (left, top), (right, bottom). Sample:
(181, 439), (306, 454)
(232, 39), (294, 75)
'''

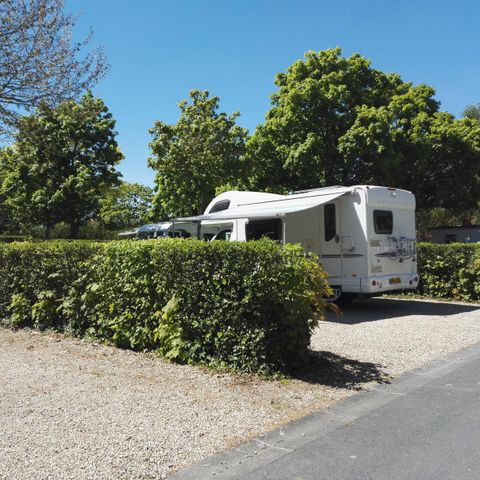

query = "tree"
(99, 181), (153, 229)
(0, 0), (107, 136)
(463, 104), (480, 122)
(0, 189), (13, 234)
(339, 95), (480, 216)
(248, 48), (480, 215)
(247, 48), (406, 192)
(148, 90), (248, 218)
(0, 92), (123, 237)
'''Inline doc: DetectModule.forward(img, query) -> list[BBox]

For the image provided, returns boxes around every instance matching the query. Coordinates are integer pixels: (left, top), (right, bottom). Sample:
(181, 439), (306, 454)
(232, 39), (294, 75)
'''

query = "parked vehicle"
(118, 221), (219, 240)
(174, 185), (419, 300)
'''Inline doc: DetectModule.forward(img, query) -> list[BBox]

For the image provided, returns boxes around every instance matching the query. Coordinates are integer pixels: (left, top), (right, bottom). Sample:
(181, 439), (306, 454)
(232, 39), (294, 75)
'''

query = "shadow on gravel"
(327, 297), (480, 325)
(291, 351), (390, 390)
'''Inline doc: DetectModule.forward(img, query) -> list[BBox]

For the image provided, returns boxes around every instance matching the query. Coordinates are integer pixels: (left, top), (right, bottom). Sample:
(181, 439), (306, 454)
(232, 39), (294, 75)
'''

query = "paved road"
(173, 343), (480, 480)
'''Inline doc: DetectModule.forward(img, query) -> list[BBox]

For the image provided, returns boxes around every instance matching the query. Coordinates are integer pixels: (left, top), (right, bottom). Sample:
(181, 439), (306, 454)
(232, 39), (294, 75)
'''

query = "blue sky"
(67, 0), (480, 187)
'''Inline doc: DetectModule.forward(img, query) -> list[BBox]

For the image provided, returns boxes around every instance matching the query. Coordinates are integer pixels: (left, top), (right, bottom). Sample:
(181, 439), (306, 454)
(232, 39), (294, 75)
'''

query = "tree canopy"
(0, 0), (107, 136)
(99, 181), (153, 230)
(248, 48), (480, 215)
(148, 90), (248, 218)
(463, 104), (480, 123)
(0, 92), (123, 237)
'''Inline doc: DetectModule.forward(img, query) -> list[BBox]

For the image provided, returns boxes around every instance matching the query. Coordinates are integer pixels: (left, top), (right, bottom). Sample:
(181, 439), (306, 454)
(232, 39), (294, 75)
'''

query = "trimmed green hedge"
(417, 243), (480, 302)
(0, 239), (329, 373)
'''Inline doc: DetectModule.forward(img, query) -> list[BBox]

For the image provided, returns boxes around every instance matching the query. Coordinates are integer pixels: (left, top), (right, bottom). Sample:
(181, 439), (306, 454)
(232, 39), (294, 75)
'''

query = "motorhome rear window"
(374, 210), (393, 234)
(246, 219), (282, 241)
(324, 204), (336, 241)
(209, 200), (230, 213)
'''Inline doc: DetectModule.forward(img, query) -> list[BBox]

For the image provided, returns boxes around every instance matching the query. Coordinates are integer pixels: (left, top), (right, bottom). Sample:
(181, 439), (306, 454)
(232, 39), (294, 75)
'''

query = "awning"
(173, 190), (350, 223)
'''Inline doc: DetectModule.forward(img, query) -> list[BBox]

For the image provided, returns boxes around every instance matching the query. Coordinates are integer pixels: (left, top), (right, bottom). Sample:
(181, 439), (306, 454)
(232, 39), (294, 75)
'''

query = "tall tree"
(148, 90), (248, 218)
(248, 48), (480, 214)
(99, 181), (153, 229)
(462, 104), (480, 122)
(0, 92), (123, 237)
(339, 107), (480, 216)
(0, 186), (13, 234)
(0, 0), (107, 136)
(247, 48), (406, 192)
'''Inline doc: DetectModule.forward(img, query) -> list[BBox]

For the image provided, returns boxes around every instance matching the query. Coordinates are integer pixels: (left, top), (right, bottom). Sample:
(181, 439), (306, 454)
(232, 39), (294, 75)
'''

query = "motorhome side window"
(374, 210), (393, 234)
(246, 219), (282, 241)
(324, 204), (336, 241)
(209, 200), (230, 213)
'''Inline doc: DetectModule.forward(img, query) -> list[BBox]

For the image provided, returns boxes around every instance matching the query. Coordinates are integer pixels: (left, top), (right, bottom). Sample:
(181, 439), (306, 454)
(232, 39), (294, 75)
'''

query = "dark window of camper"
(246, 219), (282, 241)
(209, 200), (230, 213)
(213, 229), (232, 241)
(374, 210), (393, 234)
(168, 229), (191, 238)
(324, 204), (336, 241)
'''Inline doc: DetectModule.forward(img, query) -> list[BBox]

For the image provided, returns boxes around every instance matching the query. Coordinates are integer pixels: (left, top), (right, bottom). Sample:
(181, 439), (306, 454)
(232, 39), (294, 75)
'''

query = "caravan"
(174, 185), (419, 300)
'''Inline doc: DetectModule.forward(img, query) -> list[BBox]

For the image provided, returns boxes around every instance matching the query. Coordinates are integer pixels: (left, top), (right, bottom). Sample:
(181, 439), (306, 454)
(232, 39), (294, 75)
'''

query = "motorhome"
(175, 185), (419, 300)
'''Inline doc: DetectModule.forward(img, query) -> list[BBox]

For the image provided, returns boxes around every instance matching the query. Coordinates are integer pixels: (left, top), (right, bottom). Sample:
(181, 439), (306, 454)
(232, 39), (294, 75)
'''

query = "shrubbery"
(0, 235), (31, 243)
(417, 243), (480, 302)
(0, 239), (330, 373)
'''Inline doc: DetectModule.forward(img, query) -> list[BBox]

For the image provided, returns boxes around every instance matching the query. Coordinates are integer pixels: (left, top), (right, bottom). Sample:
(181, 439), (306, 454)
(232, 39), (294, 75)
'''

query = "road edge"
(171, 342), (480, 479)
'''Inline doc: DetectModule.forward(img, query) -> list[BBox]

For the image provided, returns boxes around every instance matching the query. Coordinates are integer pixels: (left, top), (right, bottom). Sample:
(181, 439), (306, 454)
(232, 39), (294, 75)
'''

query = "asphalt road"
(173, 342), (480, 480)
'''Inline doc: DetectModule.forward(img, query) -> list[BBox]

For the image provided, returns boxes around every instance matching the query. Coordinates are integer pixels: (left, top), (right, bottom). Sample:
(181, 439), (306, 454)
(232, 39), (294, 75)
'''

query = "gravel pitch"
(1, 297), (479, 479)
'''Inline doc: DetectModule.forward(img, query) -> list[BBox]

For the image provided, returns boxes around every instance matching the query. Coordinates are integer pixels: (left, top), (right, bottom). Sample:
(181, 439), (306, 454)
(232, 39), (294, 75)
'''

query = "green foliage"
(0, 241), (100, 331)
(463, 104), (480, 123)
(417, 243), (480, 302)
(8, 293), (31, 327)
(247, 48), (405, 191)
(248, 48), (480, 216)
(0, 239), (330, 373)
(148, 90), (249, 218)
(0, 92), (123, 238)
(0, 235), (31, 243)
(99, 182), (153, 229)
(341, 109), (480, 218)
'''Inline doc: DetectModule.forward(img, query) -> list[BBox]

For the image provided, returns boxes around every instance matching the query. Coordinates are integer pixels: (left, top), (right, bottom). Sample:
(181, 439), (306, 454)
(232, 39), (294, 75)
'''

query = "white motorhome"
(175, 185), (419, 300)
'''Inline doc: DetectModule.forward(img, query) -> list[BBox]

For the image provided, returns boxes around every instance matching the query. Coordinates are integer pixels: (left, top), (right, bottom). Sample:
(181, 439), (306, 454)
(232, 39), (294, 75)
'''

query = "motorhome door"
(319, 201), (342, 277)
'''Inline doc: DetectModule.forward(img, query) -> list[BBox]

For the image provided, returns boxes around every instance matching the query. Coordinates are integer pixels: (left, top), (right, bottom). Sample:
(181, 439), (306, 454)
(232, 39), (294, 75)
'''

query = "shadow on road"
(291, 351), (390, 389)
(327, 297), (480, 325)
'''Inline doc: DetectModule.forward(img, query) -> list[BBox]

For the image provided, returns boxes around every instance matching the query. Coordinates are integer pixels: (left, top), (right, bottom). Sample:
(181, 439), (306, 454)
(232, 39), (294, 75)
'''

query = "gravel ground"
(313, 297), (480, 376)
(1, 297), (479, 480)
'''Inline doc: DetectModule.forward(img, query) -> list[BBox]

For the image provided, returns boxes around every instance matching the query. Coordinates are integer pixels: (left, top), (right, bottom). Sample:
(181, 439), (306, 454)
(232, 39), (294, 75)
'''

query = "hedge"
(0, 235), (31, 243)
(416, 243), (480, 302)
(0, 239), (330, 373)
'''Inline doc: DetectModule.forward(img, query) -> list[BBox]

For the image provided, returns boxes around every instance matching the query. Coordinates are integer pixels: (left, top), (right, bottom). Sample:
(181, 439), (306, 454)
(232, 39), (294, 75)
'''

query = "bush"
(0, 235), (31, 243)
(417, 243), (480, 302)
(0, 241), (100, 330)
(0, 239), (330, 373)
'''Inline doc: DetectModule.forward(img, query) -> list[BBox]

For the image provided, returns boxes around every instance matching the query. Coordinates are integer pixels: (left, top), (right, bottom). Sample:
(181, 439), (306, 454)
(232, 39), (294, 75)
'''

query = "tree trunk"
(69, 220), (80, 239)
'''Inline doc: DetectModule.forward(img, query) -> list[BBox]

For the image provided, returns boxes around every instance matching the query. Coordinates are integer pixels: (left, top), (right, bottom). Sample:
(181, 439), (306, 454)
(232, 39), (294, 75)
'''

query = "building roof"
(429, 225), (480, 230)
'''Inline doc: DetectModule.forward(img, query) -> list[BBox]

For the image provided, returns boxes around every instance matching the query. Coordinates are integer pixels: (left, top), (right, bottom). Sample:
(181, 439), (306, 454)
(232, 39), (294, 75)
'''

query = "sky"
(67, 0), (480, 187)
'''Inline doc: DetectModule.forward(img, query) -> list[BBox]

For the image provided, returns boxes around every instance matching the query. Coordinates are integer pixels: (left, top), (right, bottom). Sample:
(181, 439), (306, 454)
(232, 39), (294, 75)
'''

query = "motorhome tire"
(336, 293), (358, 303)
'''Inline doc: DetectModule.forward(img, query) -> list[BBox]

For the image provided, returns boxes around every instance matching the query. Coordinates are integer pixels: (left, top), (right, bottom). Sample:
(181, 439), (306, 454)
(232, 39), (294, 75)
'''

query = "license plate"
(389, 277), (401, 284)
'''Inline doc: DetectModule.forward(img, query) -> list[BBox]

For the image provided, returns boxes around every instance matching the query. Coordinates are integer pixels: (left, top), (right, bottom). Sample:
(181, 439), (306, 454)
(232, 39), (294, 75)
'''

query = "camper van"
(174, 185), (419, 300)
